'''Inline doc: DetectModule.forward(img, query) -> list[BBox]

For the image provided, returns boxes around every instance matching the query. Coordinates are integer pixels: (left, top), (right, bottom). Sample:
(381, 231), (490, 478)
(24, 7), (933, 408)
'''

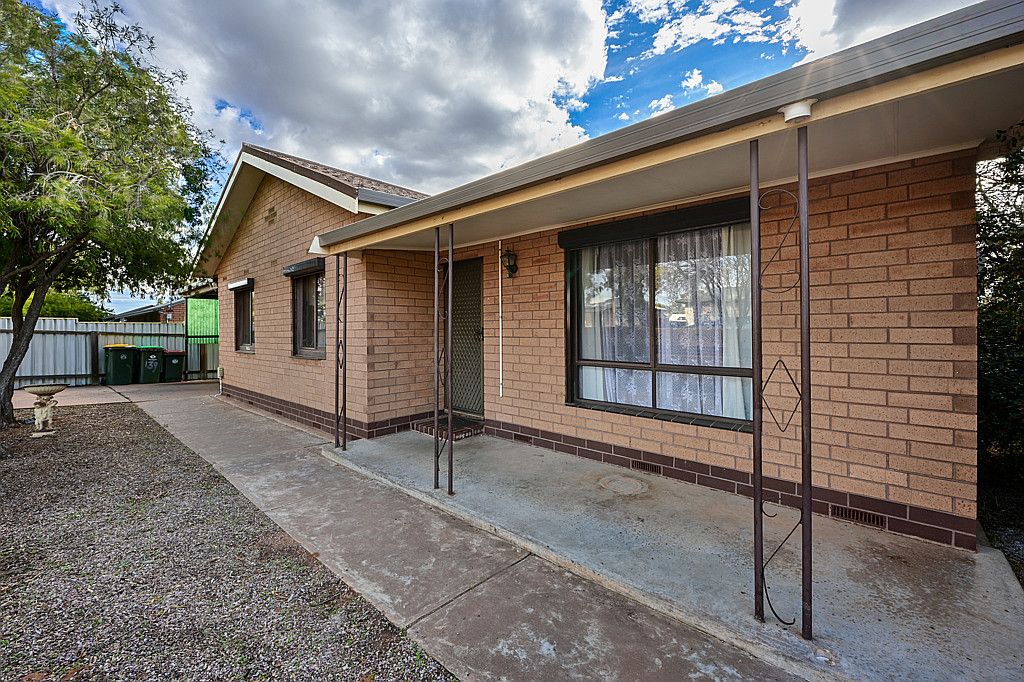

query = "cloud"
(680, 68), (724, 97)
(617, 112), (631, 121)
(628, 0), (972, 62)
(41, 0), (610, 194)
(625, 0), (773, 56)
(648, 94), (675, 116)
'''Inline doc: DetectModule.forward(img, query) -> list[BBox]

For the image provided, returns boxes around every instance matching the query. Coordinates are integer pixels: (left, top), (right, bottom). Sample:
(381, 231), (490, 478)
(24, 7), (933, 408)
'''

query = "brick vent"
(221, 384), (430, 440)
(483, 418), (977, 550)
(631, 460), (663, 476)
(830, 505), (885, 528)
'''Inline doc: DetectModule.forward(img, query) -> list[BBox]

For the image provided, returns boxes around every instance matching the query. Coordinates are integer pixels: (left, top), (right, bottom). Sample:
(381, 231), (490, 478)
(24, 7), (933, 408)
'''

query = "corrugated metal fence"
(0, 318), (219, 388)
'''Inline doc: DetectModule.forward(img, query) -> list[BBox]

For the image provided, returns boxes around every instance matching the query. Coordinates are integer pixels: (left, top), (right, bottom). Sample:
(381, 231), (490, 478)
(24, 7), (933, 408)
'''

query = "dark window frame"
(233, 285), (255, 353)
(561, 198), (753, 432)
(286, 259), (327, 359)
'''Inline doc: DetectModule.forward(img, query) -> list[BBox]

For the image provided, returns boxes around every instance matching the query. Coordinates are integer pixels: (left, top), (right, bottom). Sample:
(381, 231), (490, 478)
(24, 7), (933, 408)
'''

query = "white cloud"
(617, 112), (631, 121)
(603, 74), (625, 83)
(648, 94), (675, 116)
(42, 0), (611, 194)
(629, 0), (972, 62)
(680, 68), (724, 98)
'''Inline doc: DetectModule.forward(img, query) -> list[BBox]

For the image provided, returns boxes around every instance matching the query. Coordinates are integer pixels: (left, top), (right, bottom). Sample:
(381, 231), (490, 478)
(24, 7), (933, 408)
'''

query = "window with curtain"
(568, 207), (752, 426)
(292, 272), (326, 357)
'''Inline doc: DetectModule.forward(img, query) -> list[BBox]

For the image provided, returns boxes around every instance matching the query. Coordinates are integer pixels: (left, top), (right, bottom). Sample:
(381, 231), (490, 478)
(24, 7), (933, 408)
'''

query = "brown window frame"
(233, 285), (255, 353)
(560, 198), (754, 432)
(291, 272), (327, 359)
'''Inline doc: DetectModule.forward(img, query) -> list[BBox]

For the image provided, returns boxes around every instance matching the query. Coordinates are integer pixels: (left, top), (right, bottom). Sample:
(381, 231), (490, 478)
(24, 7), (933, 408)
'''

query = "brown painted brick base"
(483, 419), (977, 550)
(221, 384), (430, 440)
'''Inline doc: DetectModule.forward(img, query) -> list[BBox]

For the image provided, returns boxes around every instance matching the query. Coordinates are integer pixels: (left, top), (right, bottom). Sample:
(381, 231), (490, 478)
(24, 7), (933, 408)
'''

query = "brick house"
(196, 1), (1024, 551)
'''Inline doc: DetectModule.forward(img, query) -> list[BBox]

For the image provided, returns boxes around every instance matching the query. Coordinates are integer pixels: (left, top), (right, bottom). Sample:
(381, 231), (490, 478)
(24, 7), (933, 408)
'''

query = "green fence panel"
(186, 298), (219, 344)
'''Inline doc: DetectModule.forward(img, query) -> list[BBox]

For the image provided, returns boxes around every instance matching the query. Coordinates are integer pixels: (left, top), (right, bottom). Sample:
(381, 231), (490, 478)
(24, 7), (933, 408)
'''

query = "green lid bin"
(103, 344), (137, 385)
(162, 350), (186, 382)
(136, 346), (164, 383)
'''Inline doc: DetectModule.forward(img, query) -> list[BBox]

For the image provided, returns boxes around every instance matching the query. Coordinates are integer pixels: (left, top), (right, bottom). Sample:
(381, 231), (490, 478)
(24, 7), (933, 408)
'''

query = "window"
(233, 286), (255, 352)
(292, 272), (326, 357)
(564, 200), (753, 427)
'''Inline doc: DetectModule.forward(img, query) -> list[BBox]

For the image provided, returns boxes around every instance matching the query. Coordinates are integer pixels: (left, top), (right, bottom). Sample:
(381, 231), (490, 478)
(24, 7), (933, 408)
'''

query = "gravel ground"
(0, 403), (455, 682)
(980, 486), (1024, 588)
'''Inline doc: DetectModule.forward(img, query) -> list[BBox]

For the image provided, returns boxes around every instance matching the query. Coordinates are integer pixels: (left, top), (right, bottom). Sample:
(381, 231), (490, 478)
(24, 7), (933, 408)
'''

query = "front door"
(451, 258), (484, 416)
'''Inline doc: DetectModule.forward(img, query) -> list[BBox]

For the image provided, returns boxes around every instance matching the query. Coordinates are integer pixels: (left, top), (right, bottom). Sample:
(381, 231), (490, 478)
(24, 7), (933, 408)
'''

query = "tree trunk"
(0, 271), (64, 426)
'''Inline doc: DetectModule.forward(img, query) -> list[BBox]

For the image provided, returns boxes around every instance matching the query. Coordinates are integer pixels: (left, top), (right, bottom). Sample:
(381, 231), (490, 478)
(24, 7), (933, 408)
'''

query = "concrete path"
(13, 384), (127, 409)
(130, 385), (795, 681)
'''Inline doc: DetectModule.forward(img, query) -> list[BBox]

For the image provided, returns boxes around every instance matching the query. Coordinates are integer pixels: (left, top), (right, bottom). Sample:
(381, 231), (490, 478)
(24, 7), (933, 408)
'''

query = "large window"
(564, 201), (752, 426)
(292, 272), (326, 357)
(233, 285), (255, 352)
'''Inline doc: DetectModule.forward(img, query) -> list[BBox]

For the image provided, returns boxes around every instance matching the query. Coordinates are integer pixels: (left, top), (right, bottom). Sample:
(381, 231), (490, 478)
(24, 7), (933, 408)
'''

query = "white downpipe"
(498, 240), (504, 398)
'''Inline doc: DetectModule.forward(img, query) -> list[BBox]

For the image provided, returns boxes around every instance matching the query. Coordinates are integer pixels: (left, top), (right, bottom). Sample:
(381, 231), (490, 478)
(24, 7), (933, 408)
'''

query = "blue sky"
(33, 0), (971, 311)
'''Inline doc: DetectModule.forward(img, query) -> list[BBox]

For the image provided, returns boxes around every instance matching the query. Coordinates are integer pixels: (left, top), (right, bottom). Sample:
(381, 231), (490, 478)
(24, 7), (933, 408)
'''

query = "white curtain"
(575, 224), (751, 419)
(655, 223), (752, 419)
(578, 241), (652, 407)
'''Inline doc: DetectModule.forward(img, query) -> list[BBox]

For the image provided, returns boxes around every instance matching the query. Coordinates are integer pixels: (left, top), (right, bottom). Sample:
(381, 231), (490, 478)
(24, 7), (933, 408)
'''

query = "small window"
(234, 287), (255, 352)
(292, 272), (326, 357)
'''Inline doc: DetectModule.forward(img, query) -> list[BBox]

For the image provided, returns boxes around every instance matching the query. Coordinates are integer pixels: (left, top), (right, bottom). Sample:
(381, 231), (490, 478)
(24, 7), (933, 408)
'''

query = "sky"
(31, 0), (974, 311)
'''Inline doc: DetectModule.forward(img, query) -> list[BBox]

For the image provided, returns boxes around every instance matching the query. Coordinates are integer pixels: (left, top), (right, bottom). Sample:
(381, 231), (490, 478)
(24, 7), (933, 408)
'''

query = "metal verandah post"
(750, 139), (764, 623)
(798, 125), (813, 641)
(342, 253), (348, 451)
(334, 253), (348, 450)
(334, 254), (340, 448)
(433, 227), (441, 490)
(446, 223), (454, 496)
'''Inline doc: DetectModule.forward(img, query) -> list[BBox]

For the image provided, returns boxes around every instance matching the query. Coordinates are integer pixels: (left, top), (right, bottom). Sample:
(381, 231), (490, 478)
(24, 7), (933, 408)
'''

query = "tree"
(0, 0), (220, 424)
(977, 122), (1024, 486)
(0, 289), (109, 321)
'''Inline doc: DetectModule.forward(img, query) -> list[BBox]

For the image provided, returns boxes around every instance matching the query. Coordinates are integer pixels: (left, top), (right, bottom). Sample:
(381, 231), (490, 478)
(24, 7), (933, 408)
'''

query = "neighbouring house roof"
(112, 299), (185, 321)
(194, 144), (427, 276)
(312, 0), (1024, 254)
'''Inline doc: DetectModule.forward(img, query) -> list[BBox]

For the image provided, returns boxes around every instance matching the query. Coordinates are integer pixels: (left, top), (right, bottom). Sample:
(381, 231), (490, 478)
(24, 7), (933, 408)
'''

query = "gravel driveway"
(0, 403), (454, 681)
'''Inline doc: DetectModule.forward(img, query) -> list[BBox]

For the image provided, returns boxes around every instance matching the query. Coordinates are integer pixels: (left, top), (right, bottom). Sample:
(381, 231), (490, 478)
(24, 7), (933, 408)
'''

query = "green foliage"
(977, 122), (1024, 487)
(0, 0), (222, 297)
(0, 289), (108, 320)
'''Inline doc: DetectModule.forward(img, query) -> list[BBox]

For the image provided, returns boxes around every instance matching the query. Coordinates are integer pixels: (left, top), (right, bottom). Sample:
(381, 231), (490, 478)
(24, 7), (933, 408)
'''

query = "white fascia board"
(239, 152), (359, 214)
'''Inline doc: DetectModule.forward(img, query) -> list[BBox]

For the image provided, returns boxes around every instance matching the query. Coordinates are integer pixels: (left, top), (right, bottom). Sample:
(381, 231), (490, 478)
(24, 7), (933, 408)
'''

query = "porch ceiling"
(332, 59), (1023, 253)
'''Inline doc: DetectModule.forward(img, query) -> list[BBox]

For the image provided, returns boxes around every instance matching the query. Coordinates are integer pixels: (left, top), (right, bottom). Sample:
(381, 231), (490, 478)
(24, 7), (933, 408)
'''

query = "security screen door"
(451, 258), (484, 416)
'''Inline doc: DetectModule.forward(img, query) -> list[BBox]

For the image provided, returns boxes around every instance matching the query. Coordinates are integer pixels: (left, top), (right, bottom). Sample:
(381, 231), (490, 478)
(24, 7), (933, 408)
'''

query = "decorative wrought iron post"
(750, 139), (764, 622)
(797, 125), (812, 640)
(334, 253), (348, 450)
(446, 223), (455, 496)
(751, 126), (813, 640)
(335, 253), (340, 448)
(434, 227), (442, 490)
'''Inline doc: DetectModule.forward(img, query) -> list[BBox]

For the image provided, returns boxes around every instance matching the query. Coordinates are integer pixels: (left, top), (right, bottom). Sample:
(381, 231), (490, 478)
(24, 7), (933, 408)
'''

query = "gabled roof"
(194, 144), (427, 276)
(242, 145), (427, 203)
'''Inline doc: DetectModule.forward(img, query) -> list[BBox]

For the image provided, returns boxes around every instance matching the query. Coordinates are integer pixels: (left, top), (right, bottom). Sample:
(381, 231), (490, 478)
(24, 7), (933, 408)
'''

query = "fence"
(0, 317), (219, 388)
